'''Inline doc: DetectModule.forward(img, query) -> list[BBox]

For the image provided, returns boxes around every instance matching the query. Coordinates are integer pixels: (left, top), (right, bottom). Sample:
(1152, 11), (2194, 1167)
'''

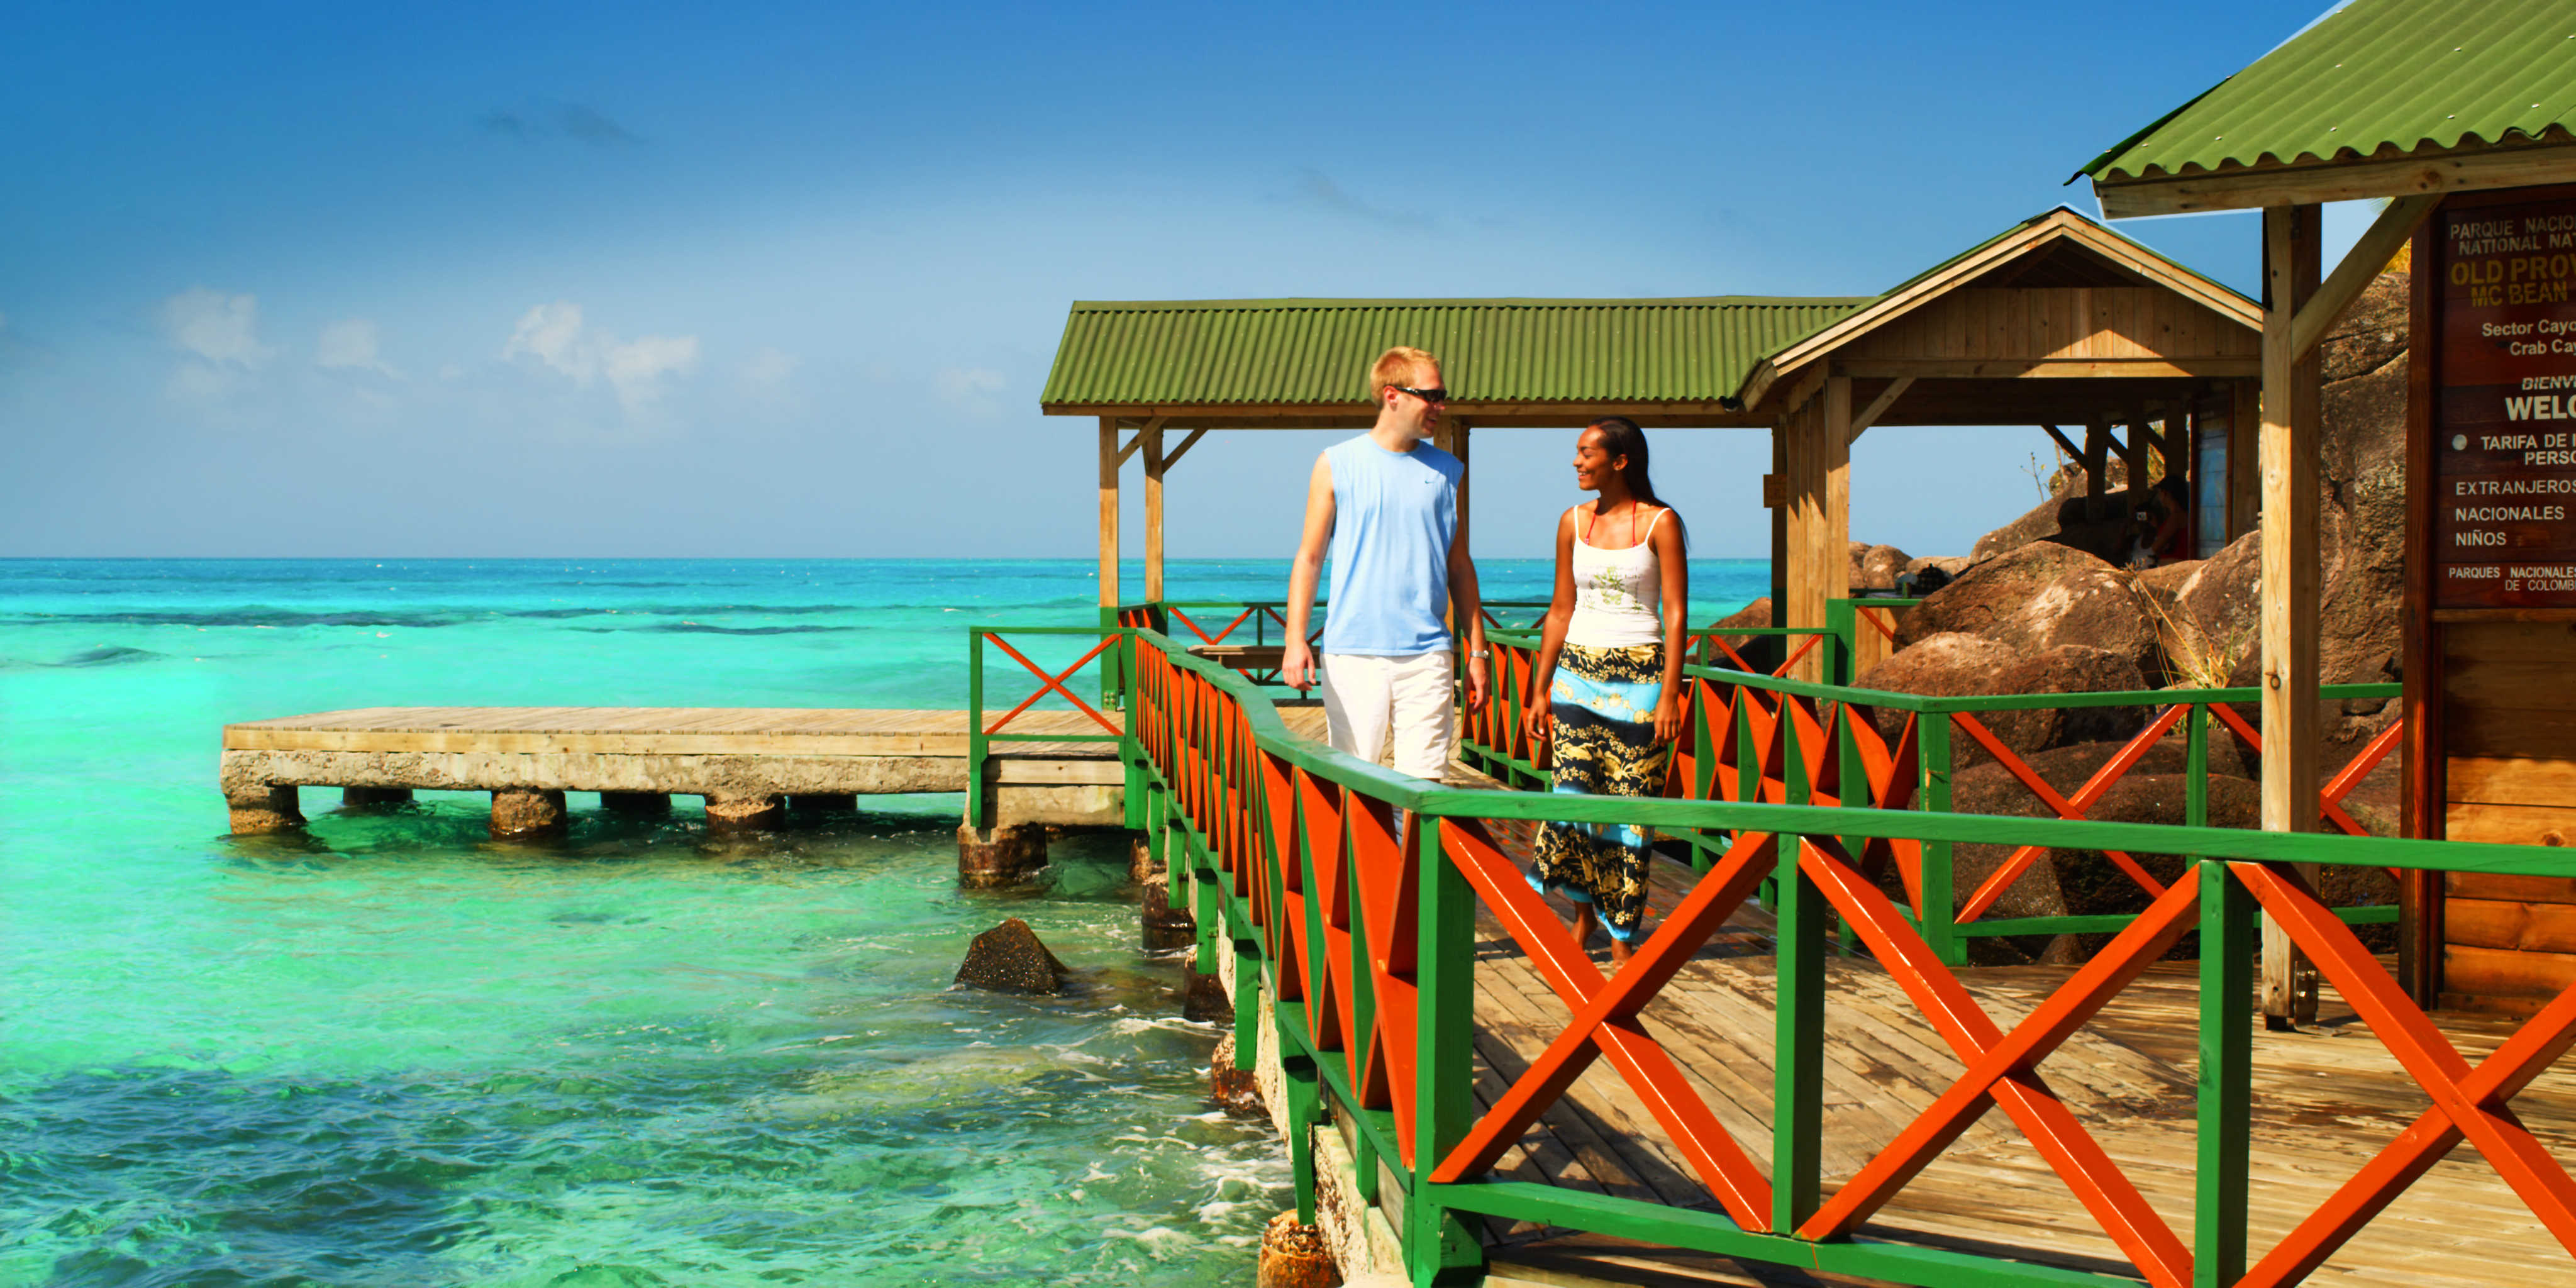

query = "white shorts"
(1320, 651), (1455, 780)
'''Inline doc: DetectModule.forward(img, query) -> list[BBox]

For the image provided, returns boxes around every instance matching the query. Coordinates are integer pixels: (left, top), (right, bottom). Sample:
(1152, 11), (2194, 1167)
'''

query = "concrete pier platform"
(220, 706), (1126, 835)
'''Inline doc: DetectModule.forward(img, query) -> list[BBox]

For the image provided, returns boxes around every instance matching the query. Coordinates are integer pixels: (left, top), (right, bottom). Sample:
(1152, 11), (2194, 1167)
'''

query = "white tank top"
(1565, 506), (1667, 648)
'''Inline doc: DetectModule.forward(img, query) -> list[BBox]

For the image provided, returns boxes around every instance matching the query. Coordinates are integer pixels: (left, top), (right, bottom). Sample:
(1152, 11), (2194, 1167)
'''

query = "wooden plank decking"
(1452, 841), (2576, 1287)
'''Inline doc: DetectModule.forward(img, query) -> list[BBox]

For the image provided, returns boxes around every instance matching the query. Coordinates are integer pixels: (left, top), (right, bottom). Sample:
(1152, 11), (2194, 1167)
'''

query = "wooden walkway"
(1448, 836), (2575, 1287)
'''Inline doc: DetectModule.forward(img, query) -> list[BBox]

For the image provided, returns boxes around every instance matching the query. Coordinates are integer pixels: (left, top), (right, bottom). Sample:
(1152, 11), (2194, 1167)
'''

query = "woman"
(1523, 417), (1689, 963)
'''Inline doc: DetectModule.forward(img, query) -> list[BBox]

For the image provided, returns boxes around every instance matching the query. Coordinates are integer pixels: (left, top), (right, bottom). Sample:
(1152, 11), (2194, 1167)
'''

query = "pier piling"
(489, 787), (567, 840)
(704, 792), (786, 833)
(225, 785), (304, 835)
(955, 823), (1046, 887)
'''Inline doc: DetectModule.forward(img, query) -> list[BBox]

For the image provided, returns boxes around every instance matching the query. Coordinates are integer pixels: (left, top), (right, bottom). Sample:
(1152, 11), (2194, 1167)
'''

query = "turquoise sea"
(0, 557), (1767, 1286)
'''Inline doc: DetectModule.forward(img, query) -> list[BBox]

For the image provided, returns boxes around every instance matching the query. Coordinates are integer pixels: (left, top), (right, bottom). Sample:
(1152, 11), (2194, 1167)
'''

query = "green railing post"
(1285, 1053), (1322, 1225)
(1918, 710), (1958, 966)
(1690, 680), (1718, 874)
(2186, 703), (2211, 830)
(1835, 695), (1868, 953)
(967, 628), (989, 830)
(1773, 716), (1823, 1233)
(1411, 815), (1483, 1285)
(2196, 858), (2254, 1287)
(1824, 599), (1855, 687)
(1740, 686), (1777, 909)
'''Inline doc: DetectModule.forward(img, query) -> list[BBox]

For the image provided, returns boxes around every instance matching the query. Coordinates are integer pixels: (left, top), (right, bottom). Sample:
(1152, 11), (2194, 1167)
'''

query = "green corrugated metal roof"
(1039, 297), (1872, 408)
(2081, 0), (2576, 184)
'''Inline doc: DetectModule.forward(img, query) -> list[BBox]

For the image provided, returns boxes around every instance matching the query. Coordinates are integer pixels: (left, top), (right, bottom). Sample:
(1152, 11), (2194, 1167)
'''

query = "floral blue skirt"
(1527, 641), (1668, 944)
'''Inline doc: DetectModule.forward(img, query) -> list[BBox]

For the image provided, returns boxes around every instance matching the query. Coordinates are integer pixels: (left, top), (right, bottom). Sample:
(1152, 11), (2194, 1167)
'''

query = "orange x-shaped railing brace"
(1170, 604), (1260, 647)
(2233, 862), (2576, 1280)
(1802, 833), (2197, 1285)
(1953, 704), (2190, 922)
(1433, 817), (1782, 1229)
(981, 633), (1123, 736)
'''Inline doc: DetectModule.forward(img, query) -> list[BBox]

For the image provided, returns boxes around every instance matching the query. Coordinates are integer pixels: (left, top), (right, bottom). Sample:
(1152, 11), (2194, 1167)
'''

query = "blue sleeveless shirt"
(1322, 435), (1463, 655)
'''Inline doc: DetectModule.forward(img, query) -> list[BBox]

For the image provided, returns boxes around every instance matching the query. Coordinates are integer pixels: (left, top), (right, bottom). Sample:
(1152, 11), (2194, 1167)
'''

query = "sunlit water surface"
(0, 557), (1765, 1286)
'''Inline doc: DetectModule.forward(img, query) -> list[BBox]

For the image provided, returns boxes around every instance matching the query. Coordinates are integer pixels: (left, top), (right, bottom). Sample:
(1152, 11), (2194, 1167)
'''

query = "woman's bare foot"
(1608, 935), (1633, 967)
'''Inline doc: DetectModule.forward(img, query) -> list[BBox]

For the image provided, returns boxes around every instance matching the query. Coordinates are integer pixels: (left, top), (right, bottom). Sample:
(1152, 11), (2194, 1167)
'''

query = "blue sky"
(0, 1), (2368, 560)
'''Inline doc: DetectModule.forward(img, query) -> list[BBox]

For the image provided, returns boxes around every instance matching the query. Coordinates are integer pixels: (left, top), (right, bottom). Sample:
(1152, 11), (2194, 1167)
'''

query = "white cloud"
(740, 348), (799, 383)
(933, 367), (1008, 417)
(163, 287), (273, 367)
(503, 301), (698, 408)
(315, 318), (395, 375)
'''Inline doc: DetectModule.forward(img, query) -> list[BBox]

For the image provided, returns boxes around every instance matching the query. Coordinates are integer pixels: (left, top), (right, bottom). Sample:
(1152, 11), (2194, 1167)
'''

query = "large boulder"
(1895, 543), (2112, 648)
(1989, 563), (2163, 679)
(955, 918), (1070, 994)
(1849, 541), (1913, 592)
(2135, 531), (2261, 689)
(1970, 479), (2150, 565)
(1705, 596), (1775, 669)
(1853, 635), (2148, 767)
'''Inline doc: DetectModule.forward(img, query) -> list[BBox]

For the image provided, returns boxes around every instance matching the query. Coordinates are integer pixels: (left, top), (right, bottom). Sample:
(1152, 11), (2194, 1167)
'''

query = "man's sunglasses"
(1387, 384), (1450, 403)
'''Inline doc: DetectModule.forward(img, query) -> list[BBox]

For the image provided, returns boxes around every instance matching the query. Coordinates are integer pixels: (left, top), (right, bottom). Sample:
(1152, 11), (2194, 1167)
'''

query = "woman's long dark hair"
(1588, 416), (1685, 548)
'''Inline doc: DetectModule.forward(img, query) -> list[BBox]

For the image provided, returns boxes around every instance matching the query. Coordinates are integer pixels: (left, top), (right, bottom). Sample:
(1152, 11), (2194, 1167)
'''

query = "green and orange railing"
(967, 610), (2572, 1287)
(1462, 618), (2406, 965)
(1123, 622), (2573, 1287)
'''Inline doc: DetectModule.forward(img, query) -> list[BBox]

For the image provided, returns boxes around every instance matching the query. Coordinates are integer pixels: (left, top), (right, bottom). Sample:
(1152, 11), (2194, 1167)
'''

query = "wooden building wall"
(2441, 618), (2576, 1011)
(1836, 287), (2259, 369)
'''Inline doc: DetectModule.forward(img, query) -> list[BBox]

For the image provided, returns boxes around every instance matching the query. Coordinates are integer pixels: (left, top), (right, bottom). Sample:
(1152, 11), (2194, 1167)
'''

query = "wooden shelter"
(1729, 208), (2263, 677)
(2082, 0), (2576, 1014)
(1039, 209), (2264, 686)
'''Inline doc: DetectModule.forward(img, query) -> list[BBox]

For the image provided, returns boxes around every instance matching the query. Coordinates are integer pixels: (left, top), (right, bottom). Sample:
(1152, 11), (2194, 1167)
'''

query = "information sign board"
(2437, 188), (2576, 607)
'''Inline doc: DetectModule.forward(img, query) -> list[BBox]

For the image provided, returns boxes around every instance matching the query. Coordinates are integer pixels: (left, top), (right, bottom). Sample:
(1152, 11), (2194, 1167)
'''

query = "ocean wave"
(58, 646), (163, 667)
(601, 623), (857, 636)
(0, 610), (465, 629)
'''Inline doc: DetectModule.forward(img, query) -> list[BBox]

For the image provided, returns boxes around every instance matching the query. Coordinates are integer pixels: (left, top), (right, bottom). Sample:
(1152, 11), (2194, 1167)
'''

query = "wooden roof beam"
(2093, 140), (2576, 219)
(1159, 426), (1210, 471)
(1844, 377), (1913, 446)
(2288, 194), (2440, 364)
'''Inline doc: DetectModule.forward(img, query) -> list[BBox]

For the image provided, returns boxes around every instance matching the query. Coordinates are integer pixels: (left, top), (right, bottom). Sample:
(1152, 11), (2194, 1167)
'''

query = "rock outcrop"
(954, 918), (1070, 994)
(1855, 635), (2147, 767)
(1848, 541), (1913, 593)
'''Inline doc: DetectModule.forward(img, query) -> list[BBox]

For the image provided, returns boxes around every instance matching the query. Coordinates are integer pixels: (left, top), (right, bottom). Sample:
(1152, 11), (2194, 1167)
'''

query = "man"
(1281, 345), (1489, 779)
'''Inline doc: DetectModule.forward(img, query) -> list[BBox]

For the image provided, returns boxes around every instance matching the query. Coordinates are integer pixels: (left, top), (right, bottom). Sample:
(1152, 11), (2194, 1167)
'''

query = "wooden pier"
(219, 705), (1136, 840)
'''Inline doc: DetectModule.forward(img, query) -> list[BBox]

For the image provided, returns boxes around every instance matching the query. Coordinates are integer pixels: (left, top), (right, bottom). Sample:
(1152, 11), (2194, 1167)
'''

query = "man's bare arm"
(1448, 532), (1488, 709)
(1281, 452), (1335, 690)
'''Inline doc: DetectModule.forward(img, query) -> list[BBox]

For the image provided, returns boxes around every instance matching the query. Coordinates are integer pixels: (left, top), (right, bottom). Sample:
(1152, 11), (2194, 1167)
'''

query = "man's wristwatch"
(1467, 650), (1491, 660)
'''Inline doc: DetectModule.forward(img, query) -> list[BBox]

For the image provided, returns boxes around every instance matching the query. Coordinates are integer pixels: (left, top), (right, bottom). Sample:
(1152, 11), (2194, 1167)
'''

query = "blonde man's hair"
(1368, 346), (1440, 398)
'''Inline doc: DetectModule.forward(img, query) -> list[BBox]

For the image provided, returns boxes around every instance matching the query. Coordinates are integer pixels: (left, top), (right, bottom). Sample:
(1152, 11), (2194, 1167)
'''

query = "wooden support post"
(2228, 380), (2261, 541)
(2399, 218), (2445, 1007)
(2119, 408), (2148, 498)
(1823, 377), (1852, 680)
(1097, 417), (1121, 610)
(1450, 418), (1472, 554)
(1778, 387), (1850, 685)
(2260, 203), (2324, 1031)
(1769, 423), (1788, 655)
(2160, 397), (2190, 494)
(1143, 423), (1166, 604)
(2082, 421), (2111, 519)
